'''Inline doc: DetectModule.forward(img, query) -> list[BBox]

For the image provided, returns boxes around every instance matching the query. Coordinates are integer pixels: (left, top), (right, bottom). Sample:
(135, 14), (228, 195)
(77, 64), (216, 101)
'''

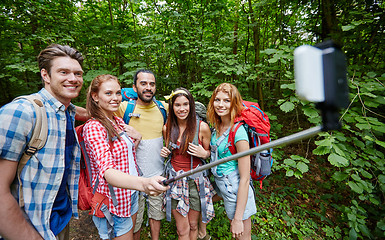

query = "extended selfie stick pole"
(162, 40), (349, 186)
(162, 126), (322, 186)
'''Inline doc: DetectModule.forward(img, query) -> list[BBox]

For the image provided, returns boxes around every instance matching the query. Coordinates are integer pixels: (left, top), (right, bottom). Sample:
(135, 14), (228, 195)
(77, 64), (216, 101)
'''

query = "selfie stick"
(162, 40), (349, 186)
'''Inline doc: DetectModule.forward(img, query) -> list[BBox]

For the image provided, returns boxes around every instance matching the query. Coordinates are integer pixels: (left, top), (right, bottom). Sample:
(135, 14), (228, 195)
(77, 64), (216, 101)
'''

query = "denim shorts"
(93, 191), (139, 239)
(215, 169), (257, 220)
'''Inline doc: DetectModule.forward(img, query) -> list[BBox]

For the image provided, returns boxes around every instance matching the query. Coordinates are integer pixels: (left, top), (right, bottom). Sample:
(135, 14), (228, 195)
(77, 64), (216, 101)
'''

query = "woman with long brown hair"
(160, 88), (215, 240)
(207, 83), (256, 240)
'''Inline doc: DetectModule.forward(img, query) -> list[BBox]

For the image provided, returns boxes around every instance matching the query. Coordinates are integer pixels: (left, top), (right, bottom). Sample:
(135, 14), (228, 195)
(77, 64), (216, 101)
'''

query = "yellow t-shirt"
(115, 101), (168, 140)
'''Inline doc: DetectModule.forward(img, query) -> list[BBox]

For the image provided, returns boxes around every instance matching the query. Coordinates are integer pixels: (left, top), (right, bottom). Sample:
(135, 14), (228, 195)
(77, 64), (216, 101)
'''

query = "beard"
(137, 90), (154, 103)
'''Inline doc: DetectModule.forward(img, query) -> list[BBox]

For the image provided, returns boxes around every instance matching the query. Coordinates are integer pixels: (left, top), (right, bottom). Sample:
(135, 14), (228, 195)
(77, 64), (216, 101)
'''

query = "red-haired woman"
(82, 74), (168, 240)
(207, 83), (256, 240)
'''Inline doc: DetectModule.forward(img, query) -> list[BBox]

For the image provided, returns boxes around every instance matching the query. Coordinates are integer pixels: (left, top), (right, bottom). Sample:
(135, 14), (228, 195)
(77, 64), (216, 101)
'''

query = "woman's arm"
(104, 169), (168, 196)
(231, 139), (250, 238)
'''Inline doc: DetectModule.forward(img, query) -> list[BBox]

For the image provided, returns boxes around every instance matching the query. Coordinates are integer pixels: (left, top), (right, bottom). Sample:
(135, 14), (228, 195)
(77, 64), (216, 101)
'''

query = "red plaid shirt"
(83, 117), (139, 217)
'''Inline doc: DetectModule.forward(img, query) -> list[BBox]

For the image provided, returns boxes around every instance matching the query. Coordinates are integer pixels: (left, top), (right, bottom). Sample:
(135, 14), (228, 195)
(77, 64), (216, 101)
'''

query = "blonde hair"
(207, 83), (244, 133)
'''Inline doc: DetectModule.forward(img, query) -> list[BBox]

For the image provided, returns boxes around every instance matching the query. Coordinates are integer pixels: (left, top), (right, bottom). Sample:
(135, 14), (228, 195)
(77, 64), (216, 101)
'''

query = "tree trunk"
(248, 0), (264, 110)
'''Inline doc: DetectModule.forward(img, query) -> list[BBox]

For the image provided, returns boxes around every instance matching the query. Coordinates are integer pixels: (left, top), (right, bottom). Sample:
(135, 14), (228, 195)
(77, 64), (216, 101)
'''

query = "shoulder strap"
(192, 118), (200, 146)
(14, 95), (48, 207)
(227, 121), (244, 155)
(153, 98), (167, 125)
(191, 118), (201, 169)
(123, 100), (138, 124)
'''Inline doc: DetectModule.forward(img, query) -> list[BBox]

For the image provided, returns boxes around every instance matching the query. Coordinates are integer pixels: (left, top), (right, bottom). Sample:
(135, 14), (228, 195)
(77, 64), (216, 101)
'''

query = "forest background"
(1, 0), (384, 239)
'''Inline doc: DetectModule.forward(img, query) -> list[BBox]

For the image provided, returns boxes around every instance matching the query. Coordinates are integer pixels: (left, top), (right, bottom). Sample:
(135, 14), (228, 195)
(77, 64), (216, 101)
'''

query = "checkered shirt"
(83, 117), (139, 217)
(0, 88), (81, 240)
(164, 170), (216, 223)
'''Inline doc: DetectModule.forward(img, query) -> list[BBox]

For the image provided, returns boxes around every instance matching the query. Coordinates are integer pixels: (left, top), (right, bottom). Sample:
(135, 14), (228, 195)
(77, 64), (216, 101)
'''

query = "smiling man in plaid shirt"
(0, 44), (84, 240)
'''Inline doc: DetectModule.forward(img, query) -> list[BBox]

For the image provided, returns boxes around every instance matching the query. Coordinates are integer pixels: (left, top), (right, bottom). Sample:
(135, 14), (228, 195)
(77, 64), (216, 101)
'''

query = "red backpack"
(227, 101), (273, 189)
(76, 124), (94, 211)
(75, 124), (117, 212)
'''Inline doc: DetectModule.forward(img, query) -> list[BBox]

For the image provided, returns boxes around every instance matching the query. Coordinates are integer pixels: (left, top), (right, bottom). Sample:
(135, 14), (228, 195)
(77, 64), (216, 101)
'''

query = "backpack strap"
(153, 98), (167, 125)
(191, 117), (200, 169)
(14, 95), (48, 207)
(227, 121), (244, 155)
(123, 100), (140, 124)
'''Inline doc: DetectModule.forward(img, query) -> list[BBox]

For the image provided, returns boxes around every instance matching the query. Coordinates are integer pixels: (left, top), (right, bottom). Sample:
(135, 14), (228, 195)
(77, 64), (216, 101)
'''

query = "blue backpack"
(121, 88), (167, 124)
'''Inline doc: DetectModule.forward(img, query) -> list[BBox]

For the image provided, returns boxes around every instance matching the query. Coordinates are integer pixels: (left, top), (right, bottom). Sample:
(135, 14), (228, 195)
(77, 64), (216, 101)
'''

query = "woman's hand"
(160, 146), (171, 158)
(230, 218), (244, 239)
(142, 176), (170, 196)
(187, 142), (210, 159)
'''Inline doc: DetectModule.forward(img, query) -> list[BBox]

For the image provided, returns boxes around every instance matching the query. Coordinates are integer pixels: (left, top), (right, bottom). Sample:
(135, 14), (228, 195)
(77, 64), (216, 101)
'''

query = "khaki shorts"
(171, 179), (201, 212)
(134, 193), (165, 233)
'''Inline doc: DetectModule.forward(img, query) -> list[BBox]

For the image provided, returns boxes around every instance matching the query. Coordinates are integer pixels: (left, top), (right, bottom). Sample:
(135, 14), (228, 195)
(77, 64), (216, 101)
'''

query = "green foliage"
(1, 0), (385, 239)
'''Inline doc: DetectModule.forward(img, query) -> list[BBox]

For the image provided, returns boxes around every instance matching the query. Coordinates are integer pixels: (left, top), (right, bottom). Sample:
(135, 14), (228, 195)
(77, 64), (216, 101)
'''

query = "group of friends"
(0, 44), (256, 240)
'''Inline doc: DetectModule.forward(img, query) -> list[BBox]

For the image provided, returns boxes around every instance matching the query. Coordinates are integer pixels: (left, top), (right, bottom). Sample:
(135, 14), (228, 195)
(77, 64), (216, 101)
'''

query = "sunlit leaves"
(328, 153), (349, 167)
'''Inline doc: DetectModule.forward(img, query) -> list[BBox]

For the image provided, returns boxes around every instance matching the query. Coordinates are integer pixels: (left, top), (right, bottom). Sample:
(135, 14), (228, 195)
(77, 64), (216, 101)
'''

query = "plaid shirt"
(165, 170), (216, 223)
(0, 88), (81, 240)
(83, 117), (139, 217)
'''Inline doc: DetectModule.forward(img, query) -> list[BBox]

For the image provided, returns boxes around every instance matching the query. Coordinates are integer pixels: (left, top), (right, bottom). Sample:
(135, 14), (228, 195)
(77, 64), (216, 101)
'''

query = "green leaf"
(358, 224), (372, 238)
(375, 140), (385, 149)
(342, 25), (355, 31)
(284, 159), (296, 167)
(313, 146), (330, 155)
(378, 175), (385, 184)
(303, 108), (319, 118)
(297, 162), (309, 174)
(367, 72), (377, 78)
(349, 228), (357, 240)
(328, 153), (349, 167)
(280, 101), (295, 113)
(332, 172), (349, 182)
(369, 196), (379, 205)
(348, 181), (364, 194)
(377, 219), (385, 230)
(360, 169), (372, 179)
(286, 169), (294, 177)
(356, 123), (371, 130)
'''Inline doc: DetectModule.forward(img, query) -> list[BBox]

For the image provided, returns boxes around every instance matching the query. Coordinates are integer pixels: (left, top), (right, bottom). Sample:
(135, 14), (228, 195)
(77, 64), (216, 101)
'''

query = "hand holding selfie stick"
(162, 40), (349, 186)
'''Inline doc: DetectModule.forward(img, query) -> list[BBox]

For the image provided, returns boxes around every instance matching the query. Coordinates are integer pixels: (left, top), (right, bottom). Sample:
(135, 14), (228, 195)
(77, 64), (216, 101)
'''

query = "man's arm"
(75, 105), (89, 122)
(0, 159), (43, 240)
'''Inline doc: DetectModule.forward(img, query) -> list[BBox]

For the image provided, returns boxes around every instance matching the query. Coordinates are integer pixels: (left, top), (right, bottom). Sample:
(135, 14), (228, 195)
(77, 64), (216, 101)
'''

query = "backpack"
(228, 101), (273, 189)
(121, 88), (167, 124)
(75, 123), (118, 211)
(14, 95), (48, 207)
(195, 101), (207, 123)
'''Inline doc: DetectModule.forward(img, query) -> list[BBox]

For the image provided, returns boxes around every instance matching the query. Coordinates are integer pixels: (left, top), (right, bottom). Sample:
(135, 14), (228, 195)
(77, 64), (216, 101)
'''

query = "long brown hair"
(86, 74), (121, 141)
(164, 87), (197, 153)
(207, 83), (244, 133)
